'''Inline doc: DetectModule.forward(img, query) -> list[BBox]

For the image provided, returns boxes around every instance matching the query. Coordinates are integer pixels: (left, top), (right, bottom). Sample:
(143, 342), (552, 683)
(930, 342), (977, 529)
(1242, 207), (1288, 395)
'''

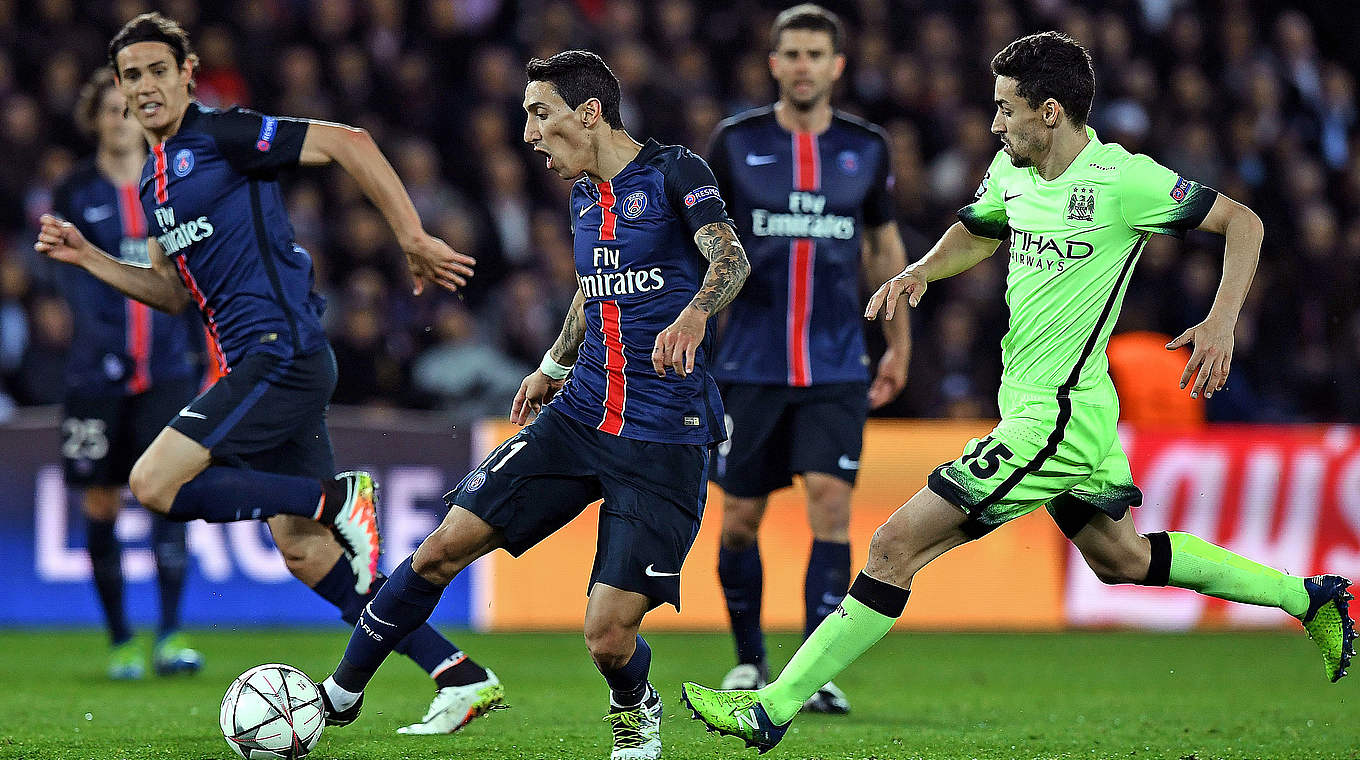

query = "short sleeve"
(663, 148), (734, 234)
(1119, 155), (1218, 237)
(862, 129), (896, 228)
(201, 106), (308, 178)
(956, 150), (1011, 239)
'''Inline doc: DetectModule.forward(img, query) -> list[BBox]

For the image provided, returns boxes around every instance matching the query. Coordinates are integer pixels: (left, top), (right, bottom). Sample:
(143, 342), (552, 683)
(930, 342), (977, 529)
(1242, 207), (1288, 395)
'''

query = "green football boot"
(108, 639), (145, 680)
(153, 632), (204, 676)
(680, 682), (789, 754)
(1299, 575), (1356, 683)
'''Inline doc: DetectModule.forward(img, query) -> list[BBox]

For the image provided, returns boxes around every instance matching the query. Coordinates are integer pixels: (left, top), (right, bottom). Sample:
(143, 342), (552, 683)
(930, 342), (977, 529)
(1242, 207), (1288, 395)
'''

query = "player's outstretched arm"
(511, 288), (585, 425)
(862, 221), (912, 409)
(865, 222), (1000, 321)
(1166, 194), (1263, 399)
(298, 121), (475, 295)
(35, 214), (190, 314)
(652, 221), (750, 379)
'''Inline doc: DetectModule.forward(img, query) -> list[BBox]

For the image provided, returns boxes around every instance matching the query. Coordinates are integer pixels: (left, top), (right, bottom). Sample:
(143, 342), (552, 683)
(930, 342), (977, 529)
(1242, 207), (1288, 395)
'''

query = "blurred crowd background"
(0, 0), (1355, 423)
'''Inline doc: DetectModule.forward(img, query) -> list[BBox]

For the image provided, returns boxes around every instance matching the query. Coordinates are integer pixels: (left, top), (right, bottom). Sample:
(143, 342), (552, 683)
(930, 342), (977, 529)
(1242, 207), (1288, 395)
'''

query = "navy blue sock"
(601, 635), (651, 707)
(86, 517), (130, 646)
(312, 558), (470, 678)
(332, 556), (446, 692)
(804, 539), (851, 639)
(718, 541), (765, 666)
(150, 517), (188, 637)
(166, 466), (323, 523)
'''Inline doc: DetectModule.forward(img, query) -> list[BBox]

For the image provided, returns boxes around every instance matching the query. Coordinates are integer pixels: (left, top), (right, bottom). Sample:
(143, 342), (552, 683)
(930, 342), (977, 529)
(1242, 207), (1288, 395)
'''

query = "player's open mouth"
(140, 102), (162, 117)
(534, 145), (554, 170)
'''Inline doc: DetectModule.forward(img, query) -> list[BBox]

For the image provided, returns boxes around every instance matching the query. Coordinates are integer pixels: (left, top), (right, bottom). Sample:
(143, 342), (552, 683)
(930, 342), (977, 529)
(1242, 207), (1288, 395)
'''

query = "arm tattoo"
(689, 222), (750, 315)
(549, 288), (587, 365)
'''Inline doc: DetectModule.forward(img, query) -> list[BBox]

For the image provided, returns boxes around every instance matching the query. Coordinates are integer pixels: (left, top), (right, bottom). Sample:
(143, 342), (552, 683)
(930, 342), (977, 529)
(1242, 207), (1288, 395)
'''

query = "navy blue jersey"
(52, 159), (200, 398)
(139, 103), (327, 370)
(708, 107), (895, 386)
(550, 139), (732, 445)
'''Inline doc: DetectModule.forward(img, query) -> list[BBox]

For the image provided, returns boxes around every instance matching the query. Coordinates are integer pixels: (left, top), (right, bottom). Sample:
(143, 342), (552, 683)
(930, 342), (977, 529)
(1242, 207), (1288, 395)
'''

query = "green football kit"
(927, 128), (1218, 536)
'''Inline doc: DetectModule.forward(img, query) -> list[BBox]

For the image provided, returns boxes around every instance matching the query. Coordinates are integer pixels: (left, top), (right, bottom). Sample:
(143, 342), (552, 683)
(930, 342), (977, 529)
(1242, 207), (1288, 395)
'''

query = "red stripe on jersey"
(152, 144), (169, 204)
(117, 183), (152, 393)
(598, 300), (627, 435)
(174, 256), (230, 374)
(792, 132), (820, 191)
(787, 240), (814, 386)
(596, 181), (618, 241)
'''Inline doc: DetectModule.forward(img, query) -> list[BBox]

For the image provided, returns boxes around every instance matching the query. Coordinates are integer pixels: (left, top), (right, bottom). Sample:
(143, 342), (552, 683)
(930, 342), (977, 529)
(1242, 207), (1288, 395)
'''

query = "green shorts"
(927, 379), (1143, 538)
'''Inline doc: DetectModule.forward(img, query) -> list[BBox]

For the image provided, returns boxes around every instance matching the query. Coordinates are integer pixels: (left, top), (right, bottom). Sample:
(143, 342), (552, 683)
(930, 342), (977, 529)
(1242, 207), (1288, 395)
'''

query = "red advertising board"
(1067, 425), (1360, 629)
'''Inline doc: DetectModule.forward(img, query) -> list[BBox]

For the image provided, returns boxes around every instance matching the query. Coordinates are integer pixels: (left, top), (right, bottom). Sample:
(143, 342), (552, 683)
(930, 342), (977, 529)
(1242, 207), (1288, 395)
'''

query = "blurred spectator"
(410, 300), (528, 420)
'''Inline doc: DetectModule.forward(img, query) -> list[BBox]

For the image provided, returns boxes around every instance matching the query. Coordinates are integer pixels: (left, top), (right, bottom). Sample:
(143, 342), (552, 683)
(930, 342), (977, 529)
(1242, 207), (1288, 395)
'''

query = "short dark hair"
(108, 12), (198, 75)
(525, 50), (624, 129)
(991, 31), (1095, 126)
(75, 67), (118, 137)
(771, 3), (845, 54)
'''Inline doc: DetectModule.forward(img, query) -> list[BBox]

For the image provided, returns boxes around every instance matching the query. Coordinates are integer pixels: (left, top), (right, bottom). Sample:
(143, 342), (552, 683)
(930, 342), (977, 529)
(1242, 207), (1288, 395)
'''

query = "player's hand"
(401, 230), (476, 295)
(510, 370), (563, 425)
(34, 214), (93, 267)
(652, 305), (707, 379)
(865, 267), (927, 321)
(1167, 317), (1235, 399)
(868, 344), (909, 409)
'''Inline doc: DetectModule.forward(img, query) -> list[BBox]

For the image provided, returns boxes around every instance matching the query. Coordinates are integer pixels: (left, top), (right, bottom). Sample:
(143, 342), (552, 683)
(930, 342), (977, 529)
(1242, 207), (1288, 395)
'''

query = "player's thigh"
(130, 377), (202, 454)
(1046, 435), (1143, 540)
(446, 407), (602, 558)
(926, 399), (1095, 538)
(789, 381), (869, 490)
(865, 486), (974, 586)
(129, 426), (212, 508)
(712, 383), (794, 498)
(583, 582), (651, 650)
(596, 438), (709, 612)
(169, 349), (334, 462)
(61, 394), (130, 490)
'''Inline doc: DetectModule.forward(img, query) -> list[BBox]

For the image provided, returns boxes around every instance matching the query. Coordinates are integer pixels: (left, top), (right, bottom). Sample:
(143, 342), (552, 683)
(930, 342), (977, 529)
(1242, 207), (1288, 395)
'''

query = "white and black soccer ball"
(220, 664), (325, 760)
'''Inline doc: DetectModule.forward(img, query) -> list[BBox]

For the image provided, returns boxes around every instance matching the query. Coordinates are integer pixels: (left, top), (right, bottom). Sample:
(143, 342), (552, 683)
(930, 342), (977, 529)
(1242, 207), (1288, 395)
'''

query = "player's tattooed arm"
(549, 287), (587, 366)
(689, 222), (750, 315)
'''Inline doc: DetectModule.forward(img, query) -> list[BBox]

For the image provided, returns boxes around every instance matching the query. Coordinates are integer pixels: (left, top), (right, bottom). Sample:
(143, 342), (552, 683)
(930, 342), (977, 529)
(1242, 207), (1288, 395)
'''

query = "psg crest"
(173, 149), (194, 177)
(621, 191), (648, 219)
(1065, 184), (1097, 223)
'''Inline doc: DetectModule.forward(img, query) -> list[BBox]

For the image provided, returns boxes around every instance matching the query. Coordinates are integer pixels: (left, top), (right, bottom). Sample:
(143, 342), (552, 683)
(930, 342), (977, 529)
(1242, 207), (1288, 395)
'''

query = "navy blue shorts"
(169, 347), (336, 479)
(712, 382), (869, 498)
(447, 406), (708, 610)
(63, 377), (201, 487)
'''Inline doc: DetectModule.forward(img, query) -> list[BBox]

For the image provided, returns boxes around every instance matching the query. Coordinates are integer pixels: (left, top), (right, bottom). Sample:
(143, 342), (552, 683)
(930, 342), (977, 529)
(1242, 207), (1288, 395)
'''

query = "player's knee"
(583, 619), (635, 671)
(128, 461), (173, 514)
(720, 523), (758, 550)
(411, 531), (465, 585)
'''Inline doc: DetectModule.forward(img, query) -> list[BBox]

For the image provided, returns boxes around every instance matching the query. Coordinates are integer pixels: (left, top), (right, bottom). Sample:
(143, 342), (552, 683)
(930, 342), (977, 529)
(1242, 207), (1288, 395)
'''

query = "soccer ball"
(219, 664), (325, 760)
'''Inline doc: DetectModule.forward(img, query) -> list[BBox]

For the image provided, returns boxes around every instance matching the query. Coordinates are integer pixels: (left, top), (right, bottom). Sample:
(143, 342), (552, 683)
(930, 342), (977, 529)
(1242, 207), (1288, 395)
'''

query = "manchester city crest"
(622, 190), (647, 219)
(1065, 184), (1097, 224)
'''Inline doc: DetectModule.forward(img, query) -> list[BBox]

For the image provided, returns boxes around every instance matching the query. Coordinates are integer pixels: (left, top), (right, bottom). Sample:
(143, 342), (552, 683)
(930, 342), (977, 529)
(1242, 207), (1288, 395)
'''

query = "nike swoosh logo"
(837, 455), (860, 470)
(644, 564), (680, 577)
(1004, 192), (1023, 201)
(177, 407), (207, 420)
(578, 205), (592, 218)
(744, 153), (778, 166)
(83, 205), (115, 223)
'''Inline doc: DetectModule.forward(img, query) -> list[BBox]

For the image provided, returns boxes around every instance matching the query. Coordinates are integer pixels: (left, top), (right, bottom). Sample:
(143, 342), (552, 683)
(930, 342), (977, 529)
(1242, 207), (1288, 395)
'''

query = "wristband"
(539, 351), (572, 380)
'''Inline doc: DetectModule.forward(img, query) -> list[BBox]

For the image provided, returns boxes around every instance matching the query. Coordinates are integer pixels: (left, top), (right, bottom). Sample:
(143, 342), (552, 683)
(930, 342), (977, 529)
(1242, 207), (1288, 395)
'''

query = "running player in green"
(681, 31), (1355, 754)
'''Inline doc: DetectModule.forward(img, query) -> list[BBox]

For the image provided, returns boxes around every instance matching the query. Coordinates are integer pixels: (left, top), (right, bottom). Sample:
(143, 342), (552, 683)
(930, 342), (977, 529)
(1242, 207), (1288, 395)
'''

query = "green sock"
(1167, 532), (1310, 617)
(757, 595), (896, 724)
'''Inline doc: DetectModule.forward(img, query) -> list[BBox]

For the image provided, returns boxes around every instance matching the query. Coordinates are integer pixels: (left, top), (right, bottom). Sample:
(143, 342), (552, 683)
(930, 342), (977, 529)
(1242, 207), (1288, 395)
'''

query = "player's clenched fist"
(653, 305), (708, 379)
(865, 267), (927, 321)
(34, 213), (93, 266)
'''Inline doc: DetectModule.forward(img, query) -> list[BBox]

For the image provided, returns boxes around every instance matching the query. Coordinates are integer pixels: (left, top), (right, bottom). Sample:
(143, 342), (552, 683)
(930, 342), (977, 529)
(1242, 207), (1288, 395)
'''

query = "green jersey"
(957, 128), (1218, 392)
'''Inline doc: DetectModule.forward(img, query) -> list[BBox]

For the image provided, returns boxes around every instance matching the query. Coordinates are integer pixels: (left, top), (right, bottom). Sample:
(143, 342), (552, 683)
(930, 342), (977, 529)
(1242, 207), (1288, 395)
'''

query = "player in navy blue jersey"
(704, 4), (912, 713)
(315, 50), (750, 760)
(36, 13), (500, 734)
(54, 66), (205, 680)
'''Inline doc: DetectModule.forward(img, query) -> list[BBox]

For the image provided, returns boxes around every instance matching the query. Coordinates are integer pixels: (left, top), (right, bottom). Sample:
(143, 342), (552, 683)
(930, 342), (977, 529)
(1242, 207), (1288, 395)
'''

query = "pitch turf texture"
(0, 630), (1353, 760)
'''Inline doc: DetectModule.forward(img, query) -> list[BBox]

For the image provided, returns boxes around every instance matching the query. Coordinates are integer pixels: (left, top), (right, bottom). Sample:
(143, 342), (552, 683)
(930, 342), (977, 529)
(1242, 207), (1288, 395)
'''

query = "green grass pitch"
(0, 629), (1352, 759)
